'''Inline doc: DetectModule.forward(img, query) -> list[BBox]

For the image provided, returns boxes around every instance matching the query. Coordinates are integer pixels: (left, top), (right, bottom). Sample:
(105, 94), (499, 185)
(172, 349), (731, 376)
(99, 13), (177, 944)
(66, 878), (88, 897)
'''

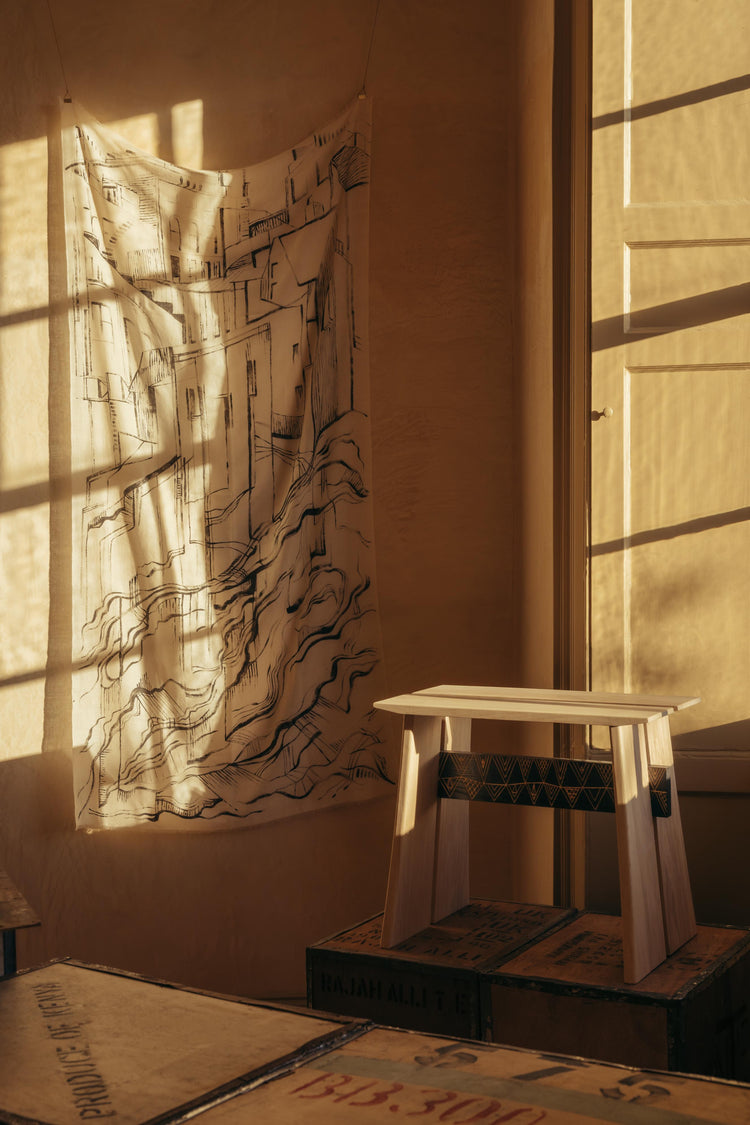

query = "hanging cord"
(359, 0), (383, 97)
(45, 0), (72, 102)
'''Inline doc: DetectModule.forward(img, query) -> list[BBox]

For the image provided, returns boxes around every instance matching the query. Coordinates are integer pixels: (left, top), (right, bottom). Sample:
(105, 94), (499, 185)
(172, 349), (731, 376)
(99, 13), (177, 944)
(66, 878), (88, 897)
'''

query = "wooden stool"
(375, 685), (699, 984)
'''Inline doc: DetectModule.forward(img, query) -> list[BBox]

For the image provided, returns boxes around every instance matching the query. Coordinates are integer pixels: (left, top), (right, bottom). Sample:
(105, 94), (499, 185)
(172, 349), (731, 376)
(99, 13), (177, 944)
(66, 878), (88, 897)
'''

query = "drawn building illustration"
(63, 99), (390, 826)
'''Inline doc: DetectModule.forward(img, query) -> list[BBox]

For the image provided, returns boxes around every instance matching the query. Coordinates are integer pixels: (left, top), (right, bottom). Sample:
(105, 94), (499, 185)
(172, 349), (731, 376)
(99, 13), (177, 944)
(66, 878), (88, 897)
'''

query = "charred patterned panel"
(438, 753), (671, 817)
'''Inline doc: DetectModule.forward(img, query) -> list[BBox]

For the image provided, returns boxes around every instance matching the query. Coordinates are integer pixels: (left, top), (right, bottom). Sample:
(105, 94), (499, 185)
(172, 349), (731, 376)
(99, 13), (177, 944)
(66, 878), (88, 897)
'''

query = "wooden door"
(589, 0), (750, 922)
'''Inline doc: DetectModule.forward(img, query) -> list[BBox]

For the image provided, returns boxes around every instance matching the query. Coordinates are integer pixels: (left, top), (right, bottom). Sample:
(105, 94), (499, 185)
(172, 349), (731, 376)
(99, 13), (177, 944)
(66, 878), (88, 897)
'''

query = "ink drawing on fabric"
(62, 98), (391, 827)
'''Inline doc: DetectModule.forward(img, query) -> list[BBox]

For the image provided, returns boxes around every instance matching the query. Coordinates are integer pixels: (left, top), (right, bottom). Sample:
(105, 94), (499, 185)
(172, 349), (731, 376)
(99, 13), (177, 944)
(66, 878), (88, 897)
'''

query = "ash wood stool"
(375, 685), (700, 984)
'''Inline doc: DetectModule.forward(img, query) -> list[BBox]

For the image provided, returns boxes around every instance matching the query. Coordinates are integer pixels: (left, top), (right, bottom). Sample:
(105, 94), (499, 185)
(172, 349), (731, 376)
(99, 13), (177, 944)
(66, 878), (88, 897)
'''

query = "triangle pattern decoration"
(485, 784), (507, 803)
(494, 756), (517, 782)
(62, 98), (393, 828)
(437, 753), (671, 816)
(587, 787), (613, 812)
(570, 760), (593, 785)
(648, 767), (672, 817)
(552, 759), (568, 785)
(535, 758), (552, 782)
(544, 781), (562, 806)
(517, 757), (533, 781)
(462, 779), (483, 801)
(478, 756), (493, 782)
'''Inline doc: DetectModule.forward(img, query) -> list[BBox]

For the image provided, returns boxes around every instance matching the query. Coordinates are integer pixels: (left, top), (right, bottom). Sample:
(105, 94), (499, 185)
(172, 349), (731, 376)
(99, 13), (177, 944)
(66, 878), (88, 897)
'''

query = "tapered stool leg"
(382, 714), (443, 948)
(646, 714), (696, 954)
(611, 722), (666, 983)
(433, 716), (471, 922)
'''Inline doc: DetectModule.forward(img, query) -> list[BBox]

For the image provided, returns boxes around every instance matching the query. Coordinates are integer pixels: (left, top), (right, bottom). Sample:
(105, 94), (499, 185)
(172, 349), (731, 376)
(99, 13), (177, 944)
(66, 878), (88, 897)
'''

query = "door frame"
(552, 0), (592, 907)
(585, 0), (750, 804)
(555, 0), (750, 911)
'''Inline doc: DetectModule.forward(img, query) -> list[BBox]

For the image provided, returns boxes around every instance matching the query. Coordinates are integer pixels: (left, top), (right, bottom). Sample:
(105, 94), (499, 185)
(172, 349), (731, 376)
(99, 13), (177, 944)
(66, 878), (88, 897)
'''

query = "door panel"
(590, 0), (750, 919)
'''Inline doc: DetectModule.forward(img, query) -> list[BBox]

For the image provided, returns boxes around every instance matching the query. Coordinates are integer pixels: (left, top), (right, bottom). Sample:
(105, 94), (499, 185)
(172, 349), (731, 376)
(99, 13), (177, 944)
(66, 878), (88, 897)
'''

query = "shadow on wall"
(592, 72), (750, 130)
(587, 790), (750, 928)
(0, 750), (395, 997)
(1, 86), (398, 977)
(1, 0), (539, 993)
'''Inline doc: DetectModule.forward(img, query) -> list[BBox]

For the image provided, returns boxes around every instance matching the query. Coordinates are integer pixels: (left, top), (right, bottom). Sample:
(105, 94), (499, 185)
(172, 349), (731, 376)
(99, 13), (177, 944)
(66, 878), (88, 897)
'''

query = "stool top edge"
(374, 694), (673, 725)
(416, 685), (701, 711)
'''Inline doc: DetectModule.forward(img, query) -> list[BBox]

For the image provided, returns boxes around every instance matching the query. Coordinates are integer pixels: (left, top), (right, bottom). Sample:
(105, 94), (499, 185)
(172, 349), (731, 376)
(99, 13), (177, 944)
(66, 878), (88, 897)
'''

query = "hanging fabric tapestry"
(62, 98), (391, 828)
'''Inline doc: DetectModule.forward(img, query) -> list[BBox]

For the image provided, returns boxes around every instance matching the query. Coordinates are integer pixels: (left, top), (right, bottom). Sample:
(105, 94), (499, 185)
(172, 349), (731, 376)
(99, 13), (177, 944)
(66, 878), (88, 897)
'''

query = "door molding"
(674, 751), (750, 793)
(552, 0), (592, 908)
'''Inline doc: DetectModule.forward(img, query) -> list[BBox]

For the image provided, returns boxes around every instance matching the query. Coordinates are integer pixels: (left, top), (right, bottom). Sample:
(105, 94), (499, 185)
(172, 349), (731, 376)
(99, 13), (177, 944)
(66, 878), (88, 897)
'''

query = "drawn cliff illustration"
(62, 98), (391, 827)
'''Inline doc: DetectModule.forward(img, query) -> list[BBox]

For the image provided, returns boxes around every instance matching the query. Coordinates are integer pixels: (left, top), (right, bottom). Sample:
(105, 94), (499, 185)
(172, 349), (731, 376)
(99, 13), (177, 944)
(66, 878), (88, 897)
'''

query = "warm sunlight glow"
(590, 0), (750, 755)
(0, 106), (203, 763)
(106, 112), (159, 155)
(172, 99), (205, 170)
(0, 135), (51, 755)
(0, 135), (49, 482)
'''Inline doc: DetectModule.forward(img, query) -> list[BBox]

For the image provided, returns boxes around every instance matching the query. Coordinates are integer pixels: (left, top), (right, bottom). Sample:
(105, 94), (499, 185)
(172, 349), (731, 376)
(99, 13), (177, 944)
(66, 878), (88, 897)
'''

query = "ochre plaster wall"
(0, 0), (554, 997)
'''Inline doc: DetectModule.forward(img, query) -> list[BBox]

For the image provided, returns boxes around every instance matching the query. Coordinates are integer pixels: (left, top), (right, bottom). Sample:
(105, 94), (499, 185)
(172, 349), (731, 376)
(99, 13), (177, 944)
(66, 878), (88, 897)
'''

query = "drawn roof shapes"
(275, 212), (336, 289)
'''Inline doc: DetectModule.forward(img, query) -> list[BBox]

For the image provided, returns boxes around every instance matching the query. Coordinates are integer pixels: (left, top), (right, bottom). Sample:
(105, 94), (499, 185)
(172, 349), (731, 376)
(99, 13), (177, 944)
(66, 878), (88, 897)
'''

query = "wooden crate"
(306, 899), (575, 1040)
(183, 1024), (750, 1123)
(0, 959), (367, 1125)
(4, 958), (750, 1125)
(0, 866), (40, 976)
(485, 911), (750, 1079)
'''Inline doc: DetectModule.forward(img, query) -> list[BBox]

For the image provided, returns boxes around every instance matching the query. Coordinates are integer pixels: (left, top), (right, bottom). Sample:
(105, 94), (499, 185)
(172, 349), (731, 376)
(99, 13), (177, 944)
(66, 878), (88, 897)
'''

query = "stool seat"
(375, 685), (699, 984)
(377, 684), (700, 725)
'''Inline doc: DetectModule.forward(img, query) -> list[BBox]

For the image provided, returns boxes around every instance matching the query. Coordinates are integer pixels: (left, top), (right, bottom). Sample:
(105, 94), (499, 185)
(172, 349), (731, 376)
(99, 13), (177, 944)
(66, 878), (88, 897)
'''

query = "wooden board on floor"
(179, 1024), (750, 1123)
(0, 960), (367, 1125)
(3, 956), (749, 1124)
